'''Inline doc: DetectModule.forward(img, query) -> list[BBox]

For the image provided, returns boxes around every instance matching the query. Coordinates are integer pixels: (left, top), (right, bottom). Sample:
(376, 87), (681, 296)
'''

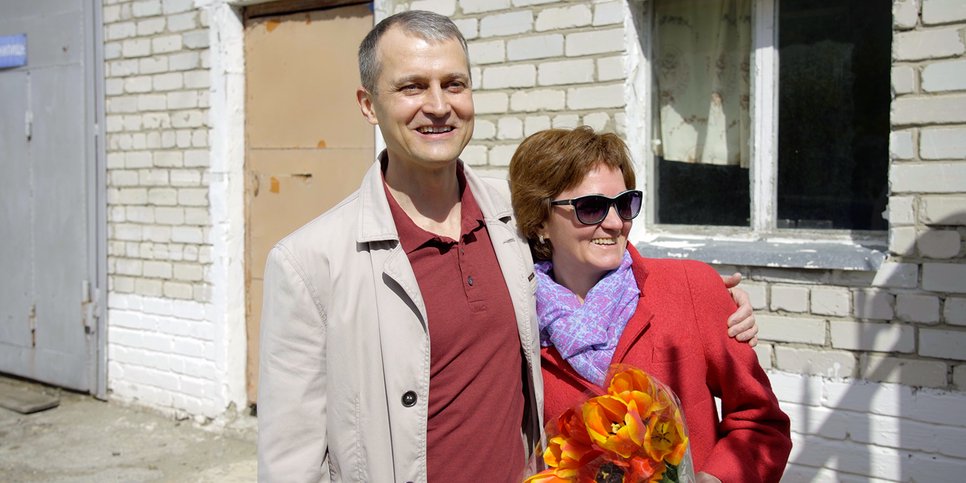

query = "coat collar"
(355, 151), (513, 244)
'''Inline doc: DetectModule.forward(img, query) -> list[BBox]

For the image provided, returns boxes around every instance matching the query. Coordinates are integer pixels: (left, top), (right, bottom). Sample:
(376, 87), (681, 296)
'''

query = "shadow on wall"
(783, 209), (966, 482)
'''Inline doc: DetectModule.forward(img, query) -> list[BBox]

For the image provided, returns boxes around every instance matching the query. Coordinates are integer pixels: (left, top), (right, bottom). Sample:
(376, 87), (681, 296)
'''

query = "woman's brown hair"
(508, 126), (636, 261)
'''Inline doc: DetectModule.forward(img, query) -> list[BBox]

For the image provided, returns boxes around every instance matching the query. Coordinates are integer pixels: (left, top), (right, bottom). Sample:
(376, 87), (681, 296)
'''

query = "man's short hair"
(358, 10), (470, 94)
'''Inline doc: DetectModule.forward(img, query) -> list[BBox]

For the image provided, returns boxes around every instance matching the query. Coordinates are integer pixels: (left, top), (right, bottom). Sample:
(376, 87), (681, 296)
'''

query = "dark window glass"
(777, 0), (890, 230)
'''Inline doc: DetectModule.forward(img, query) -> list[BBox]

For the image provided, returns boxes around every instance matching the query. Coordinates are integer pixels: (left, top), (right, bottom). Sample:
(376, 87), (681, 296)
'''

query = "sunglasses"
(549, 190), (643, 225)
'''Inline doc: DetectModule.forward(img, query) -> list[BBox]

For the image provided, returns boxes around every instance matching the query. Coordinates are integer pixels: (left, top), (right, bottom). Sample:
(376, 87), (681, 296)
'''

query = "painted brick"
(460, 144), (487, 166)
(134, 278), (163, 297)
(535, 4), (592, 31)
(507, 34), (563, 61)
(173, 263), (204, 282)
(183, 70), (209, 89)
(166, 12), (198, 32)
(922, 60), (966, 94)
(889, 130), (915, 160)
(892, 94), (966, 125)
(897, 293), (942, 324)
(524, 115), (551, 136)
(552, 114), (580, 129)
(143, 226), (172, 243)
(183, 150), (208, 167)
(163, 281), (194, 300)
(892, 65), (917, 95)
(752, 344), (772, 369)
(139, 169), (169, 186)
(153, 73), (184, 91)
(946, 297), (966, 325)
(479, 11), (533, 38)
(168, 52), (200, 71)
(482, 64), (535, 89)
(758, 315), (826, 344)
(889, 226), (918, 256)
(511, 0), (557, 5)
(489, 144), (518, 167)
(472, 92), (508, 114)
(565, 28), (624, 56)
(143, 261), (173, 279)
(462, 0), (511, 14)
(920, 328), (966, 360)
(154, 152), (183, 167)
(161, 0), (193, 14)
(922, 195), (966, 224)
(137, 94), (166, 111)
(854, 289), (895, 320)
(453, 18), (478, 40)
(593, 1), (624, 26)
(182, 30), (209, 50)
(891, 162), (966, 193)
(737, 282), (767, 310)
(139, 56), (168, 75)
(771, 285), (810, 313)
(136, 18), (166, 36)
(893, 0), (921, 29)
(918, 229), (962, 259)
(888, 195), (916, 225)
(468, 40), (504, 65)
(538, 59), (594, 86)
(409, 0), (456, 15)
(115, 258), (143, 276)
(171, 226), (203, 244)
(131, 0), (162, 18)
(811, 287), (851, 317)
(155, 207), (184, 225)
(567, 84), (624, 109)
(107, 21), (137, 41)
(923, 0), (966, 24)
(955, 364), (966, 390)
(872, 262), (919, 289)
(774, 346), (855, 378)
(148, 187), (178, 206)
(597, 55), (624, 82)
(497, 117), (523, 140)
(510, 89), (565, 112)
(582, 112), (609, 131)
(923, 263), (966, 293)
(830, 320), (916, 353)
(104, 42), (123, 60)
(472, 119), (496, 140)
(167, 91), (198, 110)
(921, 127), (966, 160)
(894, 28), (965, 60)
(152, 35), (183, 54)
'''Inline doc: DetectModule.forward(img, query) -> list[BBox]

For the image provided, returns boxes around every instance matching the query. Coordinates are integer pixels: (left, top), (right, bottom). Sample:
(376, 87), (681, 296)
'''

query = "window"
(642, 0), (891, 235)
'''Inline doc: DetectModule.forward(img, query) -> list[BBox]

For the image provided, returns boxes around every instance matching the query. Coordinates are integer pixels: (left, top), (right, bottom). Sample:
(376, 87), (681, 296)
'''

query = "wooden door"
(244, 3), (374, 403)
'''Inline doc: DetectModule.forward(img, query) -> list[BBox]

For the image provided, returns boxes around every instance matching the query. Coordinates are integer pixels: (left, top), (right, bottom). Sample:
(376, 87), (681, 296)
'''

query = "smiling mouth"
(417, 126), (455, 134)
(592, 238), (617, 245)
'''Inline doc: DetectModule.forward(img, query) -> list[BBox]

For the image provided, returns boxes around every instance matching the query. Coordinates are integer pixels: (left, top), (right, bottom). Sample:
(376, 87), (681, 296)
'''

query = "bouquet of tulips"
(526, 364), (694, 483)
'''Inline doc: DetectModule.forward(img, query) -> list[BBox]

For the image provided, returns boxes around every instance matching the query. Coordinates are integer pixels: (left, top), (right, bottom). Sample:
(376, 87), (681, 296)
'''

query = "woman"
(509, 127), (791, 483)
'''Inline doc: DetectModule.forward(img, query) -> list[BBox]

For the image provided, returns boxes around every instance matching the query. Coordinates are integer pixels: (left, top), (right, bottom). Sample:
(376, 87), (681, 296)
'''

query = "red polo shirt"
(385, 166), (525, 482)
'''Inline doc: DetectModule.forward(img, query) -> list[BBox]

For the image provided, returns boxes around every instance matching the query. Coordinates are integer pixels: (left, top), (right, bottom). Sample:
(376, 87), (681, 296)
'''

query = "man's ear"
(357, 87), (379, 126)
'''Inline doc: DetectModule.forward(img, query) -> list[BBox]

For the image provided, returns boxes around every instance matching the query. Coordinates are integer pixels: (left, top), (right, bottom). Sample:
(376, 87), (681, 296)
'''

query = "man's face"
(357, 27), (474, 173)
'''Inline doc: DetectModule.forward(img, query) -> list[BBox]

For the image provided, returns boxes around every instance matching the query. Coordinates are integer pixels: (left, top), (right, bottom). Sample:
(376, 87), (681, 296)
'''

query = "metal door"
(0, 0), (102, 393)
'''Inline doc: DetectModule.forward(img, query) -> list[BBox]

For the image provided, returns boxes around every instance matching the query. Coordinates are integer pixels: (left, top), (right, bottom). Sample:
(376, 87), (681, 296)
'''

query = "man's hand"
(696, 471), (722, 483)
(721, 272), (759, 347)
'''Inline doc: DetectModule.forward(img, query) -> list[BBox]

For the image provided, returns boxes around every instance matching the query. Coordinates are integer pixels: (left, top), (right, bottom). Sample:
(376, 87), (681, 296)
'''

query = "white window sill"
(634, 236), (887, 271)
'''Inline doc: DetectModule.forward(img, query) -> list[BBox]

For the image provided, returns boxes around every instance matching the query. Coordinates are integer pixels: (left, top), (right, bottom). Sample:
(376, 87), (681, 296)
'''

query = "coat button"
(401, 391), (417, 407)
(467, 275), (474, 286)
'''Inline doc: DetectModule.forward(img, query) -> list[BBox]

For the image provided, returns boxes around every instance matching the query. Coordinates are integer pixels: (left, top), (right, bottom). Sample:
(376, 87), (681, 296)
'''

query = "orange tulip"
(582, 395), (648, 459)
(643, 411), (689, 466)
(607, 366), (657, 397)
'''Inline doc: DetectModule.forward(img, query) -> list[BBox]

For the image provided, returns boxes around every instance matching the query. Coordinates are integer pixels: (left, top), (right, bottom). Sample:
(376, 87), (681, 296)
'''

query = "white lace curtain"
(652, 0), (752, 167)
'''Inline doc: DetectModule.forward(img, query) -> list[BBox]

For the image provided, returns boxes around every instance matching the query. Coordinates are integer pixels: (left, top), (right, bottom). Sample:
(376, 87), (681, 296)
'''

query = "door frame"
(89, 0), (108, 399)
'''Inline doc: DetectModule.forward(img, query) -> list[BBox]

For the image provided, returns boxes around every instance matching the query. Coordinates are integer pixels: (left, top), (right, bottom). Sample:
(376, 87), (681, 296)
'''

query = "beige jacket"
(257, 159), (544, 482)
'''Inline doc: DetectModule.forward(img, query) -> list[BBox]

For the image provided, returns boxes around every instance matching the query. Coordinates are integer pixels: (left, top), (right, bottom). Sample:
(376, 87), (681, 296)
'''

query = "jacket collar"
(611, 244), (653, 363)
(355, 150), (513, 244)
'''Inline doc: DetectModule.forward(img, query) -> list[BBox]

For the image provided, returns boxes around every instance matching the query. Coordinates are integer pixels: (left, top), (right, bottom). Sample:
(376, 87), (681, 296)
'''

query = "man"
(257, 10), (758, 482)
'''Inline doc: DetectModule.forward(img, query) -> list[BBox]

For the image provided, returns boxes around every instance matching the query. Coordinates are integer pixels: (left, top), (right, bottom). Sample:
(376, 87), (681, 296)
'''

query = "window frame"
(632, 0), (887, 268)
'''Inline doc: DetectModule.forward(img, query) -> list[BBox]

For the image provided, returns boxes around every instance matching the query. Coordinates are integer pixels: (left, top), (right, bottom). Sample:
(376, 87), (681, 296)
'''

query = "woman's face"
(541, 163), (632, 295)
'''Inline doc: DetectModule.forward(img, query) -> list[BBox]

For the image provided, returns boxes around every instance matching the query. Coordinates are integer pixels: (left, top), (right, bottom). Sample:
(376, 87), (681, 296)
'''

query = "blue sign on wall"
(0, 34), (27, 69)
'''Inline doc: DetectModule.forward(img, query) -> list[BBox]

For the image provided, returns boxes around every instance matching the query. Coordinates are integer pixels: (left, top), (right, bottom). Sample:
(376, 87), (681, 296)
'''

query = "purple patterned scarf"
(535, 250), (640, 386)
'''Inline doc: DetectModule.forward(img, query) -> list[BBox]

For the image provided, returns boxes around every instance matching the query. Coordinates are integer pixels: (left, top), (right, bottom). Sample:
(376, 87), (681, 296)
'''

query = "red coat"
(540, 245), (791, 482)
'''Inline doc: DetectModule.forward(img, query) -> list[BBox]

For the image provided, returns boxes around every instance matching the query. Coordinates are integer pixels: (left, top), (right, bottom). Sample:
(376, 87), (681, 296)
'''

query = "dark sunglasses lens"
(574, 196), (608, 224)
(616, 191), (642, 220)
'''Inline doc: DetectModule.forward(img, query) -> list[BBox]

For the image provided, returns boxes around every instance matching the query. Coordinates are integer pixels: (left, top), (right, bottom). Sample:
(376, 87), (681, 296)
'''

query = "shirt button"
(467, 275), (474, 286)
(401, 391), (417, 407)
